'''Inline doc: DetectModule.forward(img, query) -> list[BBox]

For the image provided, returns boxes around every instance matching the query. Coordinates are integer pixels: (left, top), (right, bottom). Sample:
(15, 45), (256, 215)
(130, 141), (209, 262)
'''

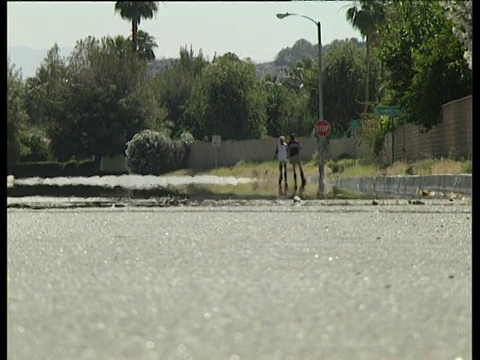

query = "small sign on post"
(211, 135), (221, 147)
(211, 135), (221, 169)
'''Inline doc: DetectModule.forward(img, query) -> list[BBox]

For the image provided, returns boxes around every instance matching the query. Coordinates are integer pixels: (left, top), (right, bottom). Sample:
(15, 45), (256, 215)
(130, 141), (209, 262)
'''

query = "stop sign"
(315, 120), (331, 137)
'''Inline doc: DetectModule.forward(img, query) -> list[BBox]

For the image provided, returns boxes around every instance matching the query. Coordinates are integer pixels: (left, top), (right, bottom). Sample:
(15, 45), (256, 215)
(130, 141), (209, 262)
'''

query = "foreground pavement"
(7, 202), (471, 360)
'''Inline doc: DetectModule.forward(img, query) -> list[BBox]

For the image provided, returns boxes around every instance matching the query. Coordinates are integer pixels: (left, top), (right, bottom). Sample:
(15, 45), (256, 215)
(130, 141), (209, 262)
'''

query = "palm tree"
(136, 30), (158, 61)
(114, 1), (159, 53)
(346, 0), (386, 112)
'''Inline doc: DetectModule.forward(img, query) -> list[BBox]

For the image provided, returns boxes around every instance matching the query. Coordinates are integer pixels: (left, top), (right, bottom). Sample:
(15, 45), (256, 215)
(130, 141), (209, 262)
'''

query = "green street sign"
(375, 105), (407, 116)
(351, 119), (362, 137)
(351, 119), (362, 130)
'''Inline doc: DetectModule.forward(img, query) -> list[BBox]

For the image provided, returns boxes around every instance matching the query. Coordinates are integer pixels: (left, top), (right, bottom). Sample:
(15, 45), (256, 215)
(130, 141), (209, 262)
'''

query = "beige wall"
(187, 136), (373, 170)
(385, 95), (472, 162)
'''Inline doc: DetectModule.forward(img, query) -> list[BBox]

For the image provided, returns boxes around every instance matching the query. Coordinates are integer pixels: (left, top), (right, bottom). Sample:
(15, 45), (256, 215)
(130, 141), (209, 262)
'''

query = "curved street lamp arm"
(277, 12), (319, 26)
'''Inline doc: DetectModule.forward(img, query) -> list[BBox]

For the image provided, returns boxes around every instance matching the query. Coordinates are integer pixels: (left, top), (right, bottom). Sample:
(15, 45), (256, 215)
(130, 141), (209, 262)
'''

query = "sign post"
(374, 106), (407, 163)
(211, 135), (221, 169)
(314, 120), (331, 198)
(351, 119), (362, 157)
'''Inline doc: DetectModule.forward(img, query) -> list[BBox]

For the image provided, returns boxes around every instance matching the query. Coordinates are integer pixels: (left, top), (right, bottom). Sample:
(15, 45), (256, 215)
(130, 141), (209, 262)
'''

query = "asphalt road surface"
(7, 201), (472, 360)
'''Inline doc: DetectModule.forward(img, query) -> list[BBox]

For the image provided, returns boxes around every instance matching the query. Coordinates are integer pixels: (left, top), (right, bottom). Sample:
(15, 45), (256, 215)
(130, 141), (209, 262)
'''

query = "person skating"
(287, 133), (307, 193)
(274, 135), (288, 194)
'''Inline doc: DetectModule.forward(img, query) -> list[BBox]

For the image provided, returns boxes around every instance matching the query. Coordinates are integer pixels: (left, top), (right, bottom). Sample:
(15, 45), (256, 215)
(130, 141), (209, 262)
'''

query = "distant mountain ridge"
(146, 57), (286, 80)
(147, 37), (364, 80)
(8, 37), (364, 80)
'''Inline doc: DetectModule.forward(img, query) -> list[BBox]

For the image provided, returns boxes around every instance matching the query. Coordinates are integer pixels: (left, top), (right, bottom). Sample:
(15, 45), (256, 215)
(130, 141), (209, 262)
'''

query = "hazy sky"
(7, 1), (362, 62)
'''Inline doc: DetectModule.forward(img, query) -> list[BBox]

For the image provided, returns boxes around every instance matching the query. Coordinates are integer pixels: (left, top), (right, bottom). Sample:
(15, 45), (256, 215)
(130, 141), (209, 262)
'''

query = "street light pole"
(316, 20), (326, 197)
(276, 12), (326, 197)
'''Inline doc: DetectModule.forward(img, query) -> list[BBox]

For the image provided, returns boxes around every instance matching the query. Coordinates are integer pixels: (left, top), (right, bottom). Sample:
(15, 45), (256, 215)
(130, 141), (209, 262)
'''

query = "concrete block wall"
(387, 95), (472, 162)
(187, 136), (374, 170)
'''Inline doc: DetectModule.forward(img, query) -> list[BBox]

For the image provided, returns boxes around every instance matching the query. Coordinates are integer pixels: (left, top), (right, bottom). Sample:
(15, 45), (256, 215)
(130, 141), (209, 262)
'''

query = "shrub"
(20, 133), (54, 162)
(177, 130), (195, 145)
(461, 159), (472, 174)
(125, 130), (189, 175)
(357, 115), (390, 157)
(8, 159), (96, 178)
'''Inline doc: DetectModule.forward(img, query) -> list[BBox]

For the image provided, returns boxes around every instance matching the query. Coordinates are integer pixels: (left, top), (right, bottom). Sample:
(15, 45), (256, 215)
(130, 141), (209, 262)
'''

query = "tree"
(440, 0), (472, 69)
(346, 0), (386, 112)
(24, 44), (69, 129)
(136, 30), (158, 61)
(322, 39), (367, 136)
(114, 1), (159, 53)
(284, 40), (371, 137)
(26, 36), (168, 161)
(187, 53), (268, 140)
(151, 46), (208, 138)
(177, 45), (208, 76)
(71, 36), (168, 157)
(378, 0), (472, 129)
(7, 58), (29, 165)
(278, 57), (320, 136)
(264, 80), (311, 137)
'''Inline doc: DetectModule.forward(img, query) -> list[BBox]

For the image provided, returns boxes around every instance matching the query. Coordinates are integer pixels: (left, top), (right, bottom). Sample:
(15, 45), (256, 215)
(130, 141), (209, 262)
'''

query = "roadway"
(7, 201), (472, 360)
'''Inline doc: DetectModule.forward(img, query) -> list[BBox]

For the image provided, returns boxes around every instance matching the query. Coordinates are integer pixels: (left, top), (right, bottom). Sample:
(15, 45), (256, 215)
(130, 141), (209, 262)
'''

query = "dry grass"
(381, 158), (469, 176)
(170, 157), (469, 177)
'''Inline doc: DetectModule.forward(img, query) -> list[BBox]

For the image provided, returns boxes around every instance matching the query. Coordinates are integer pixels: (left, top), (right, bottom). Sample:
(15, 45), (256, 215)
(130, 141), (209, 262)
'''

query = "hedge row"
(8, 183), (180, 198)
(8, 160), (97, 179)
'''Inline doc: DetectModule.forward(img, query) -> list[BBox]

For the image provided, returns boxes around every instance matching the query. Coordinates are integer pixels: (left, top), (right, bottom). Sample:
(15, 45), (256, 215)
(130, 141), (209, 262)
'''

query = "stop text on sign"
(315, 120), (331, 137)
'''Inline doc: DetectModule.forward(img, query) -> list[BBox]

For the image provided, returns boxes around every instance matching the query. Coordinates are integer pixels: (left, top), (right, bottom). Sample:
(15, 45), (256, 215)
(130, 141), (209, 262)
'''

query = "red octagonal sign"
(315, 119), (331, 137)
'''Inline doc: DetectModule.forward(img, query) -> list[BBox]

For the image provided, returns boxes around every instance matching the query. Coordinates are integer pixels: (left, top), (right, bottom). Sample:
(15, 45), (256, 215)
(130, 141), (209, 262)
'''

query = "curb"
(329, 174), (472, 197)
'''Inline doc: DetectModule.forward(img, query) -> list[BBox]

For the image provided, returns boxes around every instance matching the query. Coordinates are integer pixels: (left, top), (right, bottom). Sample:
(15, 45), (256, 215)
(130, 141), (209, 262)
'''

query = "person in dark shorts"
(274, 135), (288, 194)
(287, 133), (307, 193)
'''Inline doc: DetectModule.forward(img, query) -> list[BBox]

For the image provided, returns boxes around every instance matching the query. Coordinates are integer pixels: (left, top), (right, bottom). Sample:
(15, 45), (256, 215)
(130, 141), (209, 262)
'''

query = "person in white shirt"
(274, 135), (288, 194)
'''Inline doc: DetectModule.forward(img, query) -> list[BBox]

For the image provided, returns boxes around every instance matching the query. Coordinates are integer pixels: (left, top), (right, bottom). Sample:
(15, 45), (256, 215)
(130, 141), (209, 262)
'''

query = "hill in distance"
(148, 37), (363, 80)
(8, 37), (364, 80)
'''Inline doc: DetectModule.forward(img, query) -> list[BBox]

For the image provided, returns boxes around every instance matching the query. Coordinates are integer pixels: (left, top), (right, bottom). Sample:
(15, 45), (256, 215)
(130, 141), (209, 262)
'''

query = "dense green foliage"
(316, 39), (370, 136)
(377, 0), (472, 130)
(150, 46), (209, 138)
(20, 131), (53, 162)
(346, 0), (386, 112)
(264, 78), (311, 137)
(25, 37), (168, 162)
(136, 30), (159, 61)
(185, 53), (268, 140)
(7, 59), (29, 165)
(344, 0), (472, 156)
